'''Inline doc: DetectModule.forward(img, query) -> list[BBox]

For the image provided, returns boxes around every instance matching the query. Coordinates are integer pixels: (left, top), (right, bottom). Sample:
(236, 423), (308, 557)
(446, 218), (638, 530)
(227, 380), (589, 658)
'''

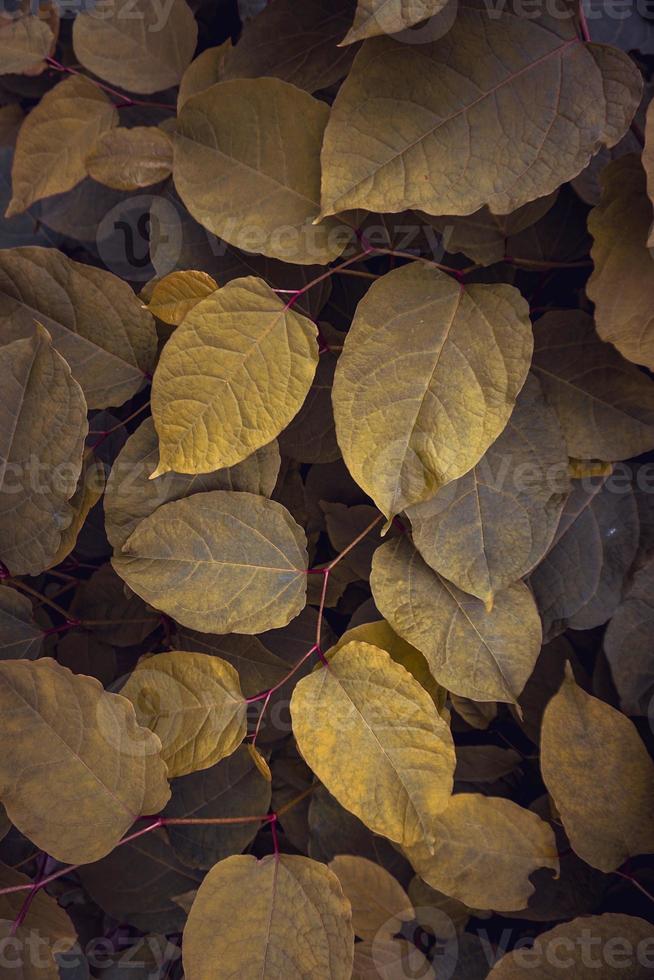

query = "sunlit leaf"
(145, 270), (218, 325)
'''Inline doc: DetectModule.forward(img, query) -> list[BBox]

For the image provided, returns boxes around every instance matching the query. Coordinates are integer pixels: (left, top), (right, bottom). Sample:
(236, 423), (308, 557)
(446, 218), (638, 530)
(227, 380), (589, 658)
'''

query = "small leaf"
(85, 126), (173, 191)
(113, 490), (308, 634)
(0, 7), (54, 75)
(342, 0), (452, 44)
(183, 854), (354, 980)
(120, 651), (247, 778)
(177, 42), (232, 110)
(329, 855), (414, 940)
(291, 641), (456, 848)
(0, 586), (42, 660)
(151, 277), (318, 475)
(541, 667), (654, 872)
(145, 270), (218, 325)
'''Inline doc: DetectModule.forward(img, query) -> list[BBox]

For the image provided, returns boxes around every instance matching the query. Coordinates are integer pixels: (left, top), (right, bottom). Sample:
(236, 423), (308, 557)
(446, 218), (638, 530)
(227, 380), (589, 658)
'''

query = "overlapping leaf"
(604, 556), (654, 716)
(85, 126), (173, 191)
(0, 587), (42, 660)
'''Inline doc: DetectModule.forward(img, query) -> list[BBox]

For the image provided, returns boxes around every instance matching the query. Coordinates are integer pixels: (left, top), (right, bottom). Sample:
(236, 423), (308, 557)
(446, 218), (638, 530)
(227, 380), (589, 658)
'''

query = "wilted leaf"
(85, 126), (173, 191)
(541, 667), (654, 872)
(151, 277), (318, 475)
(587, 154), (654, 370)
(0, 324), (87, 577)
(320, 3), (641, 217)
(6, 75), (117, 217)
(73, 0), (198, 95)
(0, 658), (170, 864)
(604, 555), (654, 716)
(405, 793), (559, 911)
(329, 856), (413, 940)
(332, 264), (533, 517)
(0, 7), (54, 75)
(0, 586), (42, 660)
(145, 270), (218, 324)
(105, 417), (280, 550)
(174, 78), (348, 265)
(120, 651), (247, 778)
(0, 246), (157, 409)
(113, 490), (308, 634)
(407, 373), (570, 605)
(372, 536), (542, 703)
(183, 854), (354, 979)
(291, 642), (456, 848)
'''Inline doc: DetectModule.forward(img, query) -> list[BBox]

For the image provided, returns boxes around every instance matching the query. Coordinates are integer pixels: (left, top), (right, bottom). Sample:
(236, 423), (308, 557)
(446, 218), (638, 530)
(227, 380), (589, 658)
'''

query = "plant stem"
(45, 58), (176, 111)
(8, 581), (78, 623)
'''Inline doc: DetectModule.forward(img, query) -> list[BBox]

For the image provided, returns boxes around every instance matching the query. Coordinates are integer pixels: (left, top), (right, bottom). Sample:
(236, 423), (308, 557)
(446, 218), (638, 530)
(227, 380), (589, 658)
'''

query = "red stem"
(45, 58), (176, 112)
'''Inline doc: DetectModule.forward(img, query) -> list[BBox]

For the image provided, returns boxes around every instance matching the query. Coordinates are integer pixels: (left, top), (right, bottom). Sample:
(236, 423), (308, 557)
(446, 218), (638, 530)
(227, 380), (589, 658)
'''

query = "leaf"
(319, 3), (641, 218)
(371, 536), (542, 703)
(0, 919), (59, 978)
(6, 75), (118, 217)
(342, 0), (452, 43)
(69, 564), (160, 648)
(407, 373), (570, 605)
(0, 246), (157, 409)
(177, 42), (232, 110)
(0, 864), (76, 951)
(455, 745), (521, 785)
(113, 490), (308, 634)
(329, 856), (414, 940)
(85, 126), (173, 191)
(332, 264), (533, 517)
(541, 666), (654, 872)
(183, 854), (354, 980)
(105, 417), (280, 550)
(222, 0), (357, 92)
(582, 0), (654, 53)
(46, 457), (106, 570)
(0, 7), (54, 75)
(0, 324), (88, 577)
(150, 277), (318, 475)
(488, 913), (654, 977)
(0, 586), (42, 660)
(120, 651), (247, 778)
(291, 642), (456, 848)
(173, 78), (348, 265)
(529, 475), (639, 640)
(94, 936), (181, 980)
(0, 658), (170, 864)
(278, 347), (340, 464)
(405, 793), (559, 911)
(73, 0), (198, 95)
(352, 939), (436, 980)
(604, 555), (654, 716)
(145, 270), (218, 325)
(163, 746), (272, 868)
(587, 154), (654, 370)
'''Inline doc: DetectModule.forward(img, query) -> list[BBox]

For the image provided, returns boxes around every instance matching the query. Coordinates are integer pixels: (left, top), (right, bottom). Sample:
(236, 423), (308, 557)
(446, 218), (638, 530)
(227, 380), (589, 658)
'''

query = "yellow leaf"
(568, 458), (613, 479)
(145, 270), (218, 325)
(320, 8), (640, 217)
(174, 78), (348, 265)
(177, 42), (232, 110)
(0, 246), (157, 409)
(0, 7), (54, 75)
(73, 0), (197, 95)
(121, 651), (247, 778)
(371, 537), (542, 703)
(0, 586), (42, 660)
(85, 126), (173, 191)
(407, 373), (570, 605)
(342, 0), (452, 44)
(0, 658), (170, 864)
(105, 418), (280, 551)
(290, 642), (455, 848)
(0, 324), (88, 577)
(113, 490), (308, 634)
(587, 154), (654, 371)
(332, 264), (533, 517)
(6, 75), (117, 217)
(151, 277), (318, 475)
(540, 666), (654, 872)
(247, 743), (272, 782)
(183, 854), (354, 979)
(405, 793), (559, 911)
(329, 856), (414, 940)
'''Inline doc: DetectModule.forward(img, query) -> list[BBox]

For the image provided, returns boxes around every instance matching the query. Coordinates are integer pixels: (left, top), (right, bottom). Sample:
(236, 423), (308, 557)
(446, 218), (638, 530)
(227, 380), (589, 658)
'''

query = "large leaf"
(319, 1), (641, 217)
(183, 855), (354, 980)
(587, 154), (654, 371)
(332, 264), (533, 517)
(407, 373), (570, 605)
(604, 556), (654, 717)
(541, 667), (654, 872)
(105, 417), (280, 550)
(405, 793), (559, 911)
(371, 536), (542, 703)
(120, 651), (247, 778)
(0, 325), (88, 577)
(6, 75), (118, 217)
(113, 490), (308, 634)
(532, 309), (654, 460)
(173, 78), (348, 265)
(290, 642), (456, 848)
(0, 586), (42, 660)
(0, 247), (156, 409)
(0, 658), (170, 864)
(151, 277), (318, 476)
(73, 0), (198, 95)
(85, 126), (173, 191)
